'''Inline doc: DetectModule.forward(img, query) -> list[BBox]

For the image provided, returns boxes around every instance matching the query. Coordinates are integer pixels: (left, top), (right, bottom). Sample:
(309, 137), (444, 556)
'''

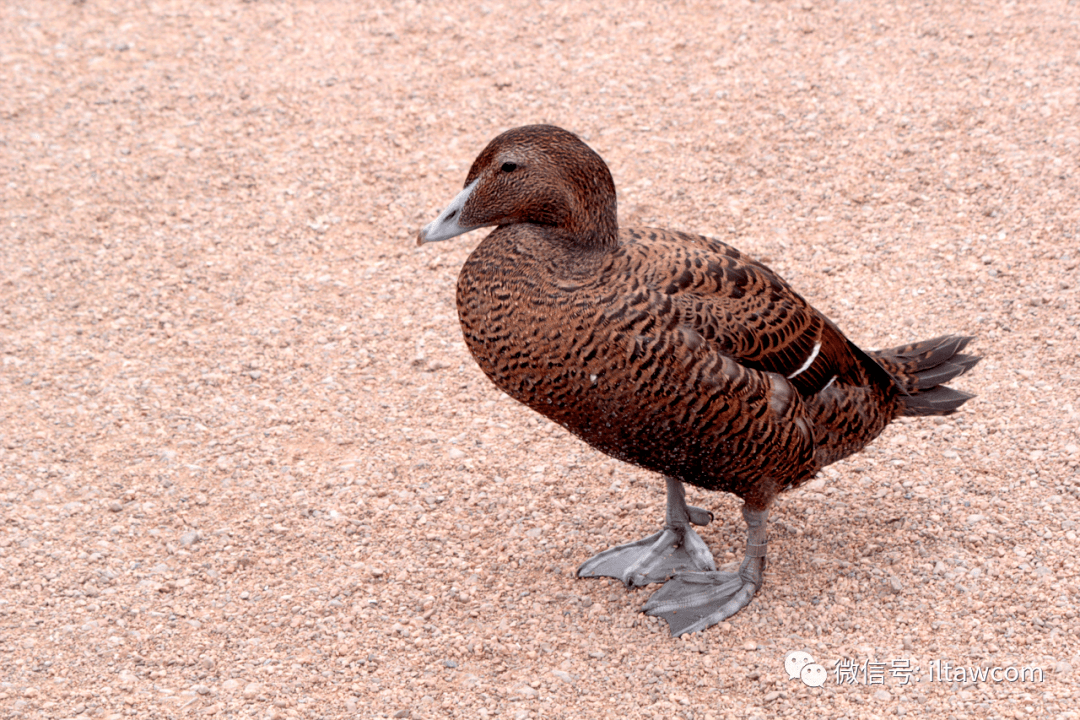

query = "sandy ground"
(1, 1), (1079, 719)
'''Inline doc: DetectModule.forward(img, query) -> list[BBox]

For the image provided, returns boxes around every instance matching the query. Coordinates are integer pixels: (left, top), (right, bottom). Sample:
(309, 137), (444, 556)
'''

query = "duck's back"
(457, 225), (899, 503)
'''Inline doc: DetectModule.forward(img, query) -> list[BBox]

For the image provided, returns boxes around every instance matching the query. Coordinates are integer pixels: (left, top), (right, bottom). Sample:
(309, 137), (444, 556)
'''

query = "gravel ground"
(2, 1), (1078, 719)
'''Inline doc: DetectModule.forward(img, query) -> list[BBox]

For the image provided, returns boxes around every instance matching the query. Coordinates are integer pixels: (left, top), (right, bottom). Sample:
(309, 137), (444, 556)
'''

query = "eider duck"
(418, 125), (979, 636)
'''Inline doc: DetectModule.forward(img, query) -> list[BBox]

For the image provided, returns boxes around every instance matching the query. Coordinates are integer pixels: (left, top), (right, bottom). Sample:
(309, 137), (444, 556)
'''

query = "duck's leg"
(577, 477), (716, 587)
(642, 504), (768, 636)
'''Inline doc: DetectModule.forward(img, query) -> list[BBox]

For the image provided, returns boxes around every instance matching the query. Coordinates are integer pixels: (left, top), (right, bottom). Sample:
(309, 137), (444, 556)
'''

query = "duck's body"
(420, 125), (978, 636)
(459, 225), (885, 503)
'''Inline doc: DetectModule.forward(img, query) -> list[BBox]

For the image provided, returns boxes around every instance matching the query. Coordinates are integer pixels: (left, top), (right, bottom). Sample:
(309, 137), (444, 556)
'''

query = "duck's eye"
(500, 162), (518, 173)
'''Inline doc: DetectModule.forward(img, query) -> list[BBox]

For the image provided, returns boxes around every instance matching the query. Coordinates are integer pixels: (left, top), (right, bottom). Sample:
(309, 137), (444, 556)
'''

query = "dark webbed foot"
(577, 526), (716, 587)
(577, 477), (716, 587)
(643, 505), (769, 636)
(642, 560), (763, 636)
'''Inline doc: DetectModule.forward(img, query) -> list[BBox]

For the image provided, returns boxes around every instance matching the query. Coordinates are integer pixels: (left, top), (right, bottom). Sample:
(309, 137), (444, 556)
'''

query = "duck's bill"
(416, 180), (479, 246)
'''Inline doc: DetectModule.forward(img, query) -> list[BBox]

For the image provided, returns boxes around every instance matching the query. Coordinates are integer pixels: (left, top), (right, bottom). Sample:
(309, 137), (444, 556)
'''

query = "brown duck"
(418, 125), (979, 636)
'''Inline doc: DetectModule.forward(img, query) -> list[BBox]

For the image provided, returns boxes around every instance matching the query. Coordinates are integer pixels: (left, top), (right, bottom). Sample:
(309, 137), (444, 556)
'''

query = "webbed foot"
(642, 561), (761, 636)
(577, 525), (716, 587)
(577, 477), (716, 587)
(642, 504), (769, 636)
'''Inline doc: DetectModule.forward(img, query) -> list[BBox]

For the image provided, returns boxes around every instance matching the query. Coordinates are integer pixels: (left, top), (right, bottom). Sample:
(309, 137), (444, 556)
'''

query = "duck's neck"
(557, 205), (618, 253)
(561, 166), (620, 252)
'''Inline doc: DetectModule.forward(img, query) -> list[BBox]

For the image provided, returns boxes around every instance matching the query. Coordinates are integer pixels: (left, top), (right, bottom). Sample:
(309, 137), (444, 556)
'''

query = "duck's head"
(417, 124), (618, 250)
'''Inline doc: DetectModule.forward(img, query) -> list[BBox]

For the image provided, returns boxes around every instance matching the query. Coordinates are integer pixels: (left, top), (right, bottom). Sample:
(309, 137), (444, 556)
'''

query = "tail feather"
(899, 385), (976, 416)
(868, 335), (980, 416)
(909, 355), (980, 390)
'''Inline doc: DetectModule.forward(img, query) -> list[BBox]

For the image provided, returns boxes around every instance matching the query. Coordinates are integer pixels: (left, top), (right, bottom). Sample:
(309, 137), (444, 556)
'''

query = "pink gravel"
(1, 1), (1077, 719)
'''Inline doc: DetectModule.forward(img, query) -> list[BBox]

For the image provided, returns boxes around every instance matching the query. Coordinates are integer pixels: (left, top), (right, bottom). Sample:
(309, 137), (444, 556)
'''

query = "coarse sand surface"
(1, 1), (1078, 719)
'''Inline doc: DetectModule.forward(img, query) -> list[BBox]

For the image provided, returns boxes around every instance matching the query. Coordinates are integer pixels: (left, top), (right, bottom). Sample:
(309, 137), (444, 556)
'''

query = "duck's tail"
(868, 335), (981, 416)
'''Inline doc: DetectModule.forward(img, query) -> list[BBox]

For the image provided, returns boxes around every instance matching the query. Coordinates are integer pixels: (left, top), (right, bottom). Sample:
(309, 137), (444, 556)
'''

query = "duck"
(417, 124), (979, 636)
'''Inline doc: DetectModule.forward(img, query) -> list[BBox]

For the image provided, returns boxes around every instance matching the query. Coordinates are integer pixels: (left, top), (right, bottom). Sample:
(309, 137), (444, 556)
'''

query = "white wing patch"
(787, 342), (821, 380)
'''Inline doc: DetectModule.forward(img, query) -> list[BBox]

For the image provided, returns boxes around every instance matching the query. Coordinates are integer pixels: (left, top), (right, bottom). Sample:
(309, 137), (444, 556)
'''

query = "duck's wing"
(619, 229), (890, 397)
